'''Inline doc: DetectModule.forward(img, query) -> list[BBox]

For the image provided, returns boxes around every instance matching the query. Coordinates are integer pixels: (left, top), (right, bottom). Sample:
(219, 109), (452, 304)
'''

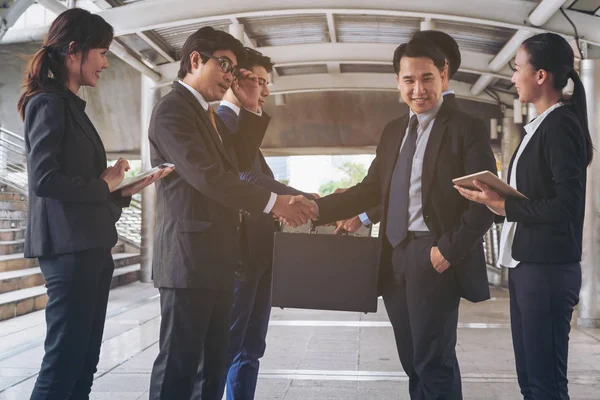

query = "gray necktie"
(386, 114), (419, 248)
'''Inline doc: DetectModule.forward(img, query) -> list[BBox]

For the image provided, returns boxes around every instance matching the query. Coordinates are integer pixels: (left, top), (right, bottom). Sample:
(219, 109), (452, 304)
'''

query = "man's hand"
(272, 195), (318, 227)
(430, 246), (451, 273)
(335, 215), (363, 234)
(231, 68), (260, 113)
(454, 180), (506, 216)
(101, 158), (130, 192)
(121, 166), (175, 197)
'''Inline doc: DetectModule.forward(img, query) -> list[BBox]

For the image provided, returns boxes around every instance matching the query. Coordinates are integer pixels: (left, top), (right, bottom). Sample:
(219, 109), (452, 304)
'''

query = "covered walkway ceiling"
(2, 0), (600, 106)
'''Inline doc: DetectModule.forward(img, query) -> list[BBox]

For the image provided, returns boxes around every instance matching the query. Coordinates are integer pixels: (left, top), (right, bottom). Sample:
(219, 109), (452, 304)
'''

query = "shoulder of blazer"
(381, 114), (408, 139)
(537, 105), (581, 134)
(26, 91), (67, 111)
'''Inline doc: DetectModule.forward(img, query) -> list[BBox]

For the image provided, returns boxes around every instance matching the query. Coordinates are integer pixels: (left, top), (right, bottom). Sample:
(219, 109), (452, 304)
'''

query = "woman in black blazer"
(17, 9), (170, 400)
(456, 33), (592, 400)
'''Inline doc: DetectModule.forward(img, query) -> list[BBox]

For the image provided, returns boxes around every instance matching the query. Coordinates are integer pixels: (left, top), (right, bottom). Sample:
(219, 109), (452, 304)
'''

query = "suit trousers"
(509, 262), (581, 400)
(30, 248), (115, 400)
(383, 235), (462, 400)
(217, 265), (272, 400)
(149, 287), (234, 400)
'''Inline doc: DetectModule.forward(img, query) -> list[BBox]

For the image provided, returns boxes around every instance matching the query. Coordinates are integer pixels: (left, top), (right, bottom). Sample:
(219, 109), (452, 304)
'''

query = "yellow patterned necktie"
(207, 107), (223, 143)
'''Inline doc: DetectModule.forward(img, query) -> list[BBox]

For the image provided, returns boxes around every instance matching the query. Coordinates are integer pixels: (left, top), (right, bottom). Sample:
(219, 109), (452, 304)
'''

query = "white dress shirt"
(498, 102), (564, 268)
(178, 81), (277, 214)
(360, 96), (446, 227)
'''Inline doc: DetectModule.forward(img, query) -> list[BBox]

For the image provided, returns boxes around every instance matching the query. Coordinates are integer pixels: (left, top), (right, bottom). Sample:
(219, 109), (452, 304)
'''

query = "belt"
(407, 231), (435, 240)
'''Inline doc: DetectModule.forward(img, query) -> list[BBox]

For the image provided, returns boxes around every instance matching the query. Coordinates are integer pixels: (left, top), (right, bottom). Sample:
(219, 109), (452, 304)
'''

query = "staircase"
(0, 126), (143, 322)
(0, 186), (141, 321)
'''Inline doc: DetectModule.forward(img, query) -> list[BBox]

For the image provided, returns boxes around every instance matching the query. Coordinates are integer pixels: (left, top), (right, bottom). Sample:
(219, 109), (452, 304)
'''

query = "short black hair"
(393, 38), (446, 75)
(239, 47), (274, 73)
(412, 30), (461, 78)
(177, 26), (245, 79)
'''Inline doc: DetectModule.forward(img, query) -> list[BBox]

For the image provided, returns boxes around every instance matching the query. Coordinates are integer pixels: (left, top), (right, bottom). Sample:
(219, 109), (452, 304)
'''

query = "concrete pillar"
(420, 19), (436, 31)
(140, 75), (161, 283)
(526, 103), (538, 123)
(579, 59), (600, 328)
(501, 109), (520, 182)
(229, 24), (245, 42)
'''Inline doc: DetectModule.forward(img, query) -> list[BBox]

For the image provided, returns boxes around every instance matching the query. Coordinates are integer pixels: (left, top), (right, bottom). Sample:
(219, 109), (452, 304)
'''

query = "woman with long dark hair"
(18, 8), (170, 399)
(456, 32), (591, 399)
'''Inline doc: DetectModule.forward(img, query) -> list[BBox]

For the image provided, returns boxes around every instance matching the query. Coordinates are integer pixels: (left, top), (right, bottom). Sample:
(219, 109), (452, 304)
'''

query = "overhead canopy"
(2, 0), (600, 104)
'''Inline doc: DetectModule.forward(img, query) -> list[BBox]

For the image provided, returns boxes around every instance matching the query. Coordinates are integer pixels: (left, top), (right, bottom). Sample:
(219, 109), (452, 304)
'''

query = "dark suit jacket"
(149, 82), (272, 290)
(364, 92), (461, 224)
(315, 101), (497, 302)
(216, 104), (308, 273)
(23, 90), (130, 258)
(504, 105), (587, 264)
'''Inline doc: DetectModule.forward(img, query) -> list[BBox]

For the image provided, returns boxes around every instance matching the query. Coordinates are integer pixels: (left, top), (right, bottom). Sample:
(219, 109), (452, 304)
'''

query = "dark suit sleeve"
(436, 118), (497, 265)
(151, 99), (271, 213)
(366, 206), (382, 224)
(505, 118), (586, 224)
(111, 191), (132, 208)
(25, 94), (111, 203)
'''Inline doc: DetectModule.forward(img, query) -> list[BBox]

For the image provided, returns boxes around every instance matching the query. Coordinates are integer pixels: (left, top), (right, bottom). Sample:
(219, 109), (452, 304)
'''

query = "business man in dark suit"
(291, 38), (497, 399)
(147, 27), (315, 400)
(338, 30), (464, 233)
(215, 48), (315, 400)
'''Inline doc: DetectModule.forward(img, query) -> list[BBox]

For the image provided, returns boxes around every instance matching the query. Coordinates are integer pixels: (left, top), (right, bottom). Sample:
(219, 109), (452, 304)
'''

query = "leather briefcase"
(271, 231), (379, 313)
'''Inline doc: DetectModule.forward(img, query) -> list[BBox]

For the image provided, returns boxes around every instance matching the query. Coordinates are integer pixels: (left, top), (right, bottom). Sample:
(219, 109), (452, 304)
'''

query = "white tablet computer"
(114, 163), (175, 191)
(452, 170), (528, 200)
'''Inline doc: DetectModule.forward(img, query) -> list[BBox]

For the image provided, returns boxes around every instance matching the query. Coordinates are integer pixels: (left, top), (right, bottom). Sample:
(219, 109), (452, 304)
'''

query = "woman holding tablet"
(17, 9), (171, 399)
(455, 32), (591, 400)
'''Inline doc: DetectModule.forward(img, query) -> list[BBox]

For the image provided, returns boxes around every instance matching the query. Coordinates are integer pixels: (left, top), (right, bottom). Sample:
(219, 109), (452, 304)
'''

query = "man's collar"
(177, 80), (209, 111)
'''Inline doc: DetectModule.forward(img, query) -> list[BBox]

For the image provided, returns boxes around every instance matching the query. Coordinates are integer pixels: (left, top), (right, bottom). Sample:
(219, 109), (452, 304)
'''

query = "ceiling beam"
(154, 42), (515, 81)
(326, 12), (337, 43)
(0, 0), (36, 41)
(33, 0), (161, 81)
(471, 0), (566, 95)
(261, 73), (514, 105)
(95, 0), (600, 46)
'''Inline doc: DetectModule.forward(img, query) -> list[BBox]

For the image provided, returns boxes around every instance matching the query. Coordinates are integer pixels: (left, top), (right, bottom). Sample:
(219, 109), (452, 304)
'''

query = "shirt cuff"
(359, 212), (372, 226)
(263, 192), (277, 213)
(244, 107), (262, 116)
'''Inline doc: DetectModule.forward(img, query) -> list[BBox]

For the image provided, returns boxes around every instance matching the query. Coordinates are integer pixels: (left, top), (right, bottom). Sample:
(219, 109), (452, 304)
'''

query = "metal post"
(526, 102), (538, 123)
(140, 75), (161, 283)
(501, 109), (520, 182)
(579, 59), (600, 328)
(499, 109), (520, 287)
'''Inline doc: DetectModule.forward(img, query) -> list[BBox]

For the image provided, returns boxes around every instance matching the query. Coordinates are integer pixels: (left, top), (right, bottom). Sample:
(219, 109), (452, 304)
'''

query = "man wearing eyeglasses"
(147, 27), (316, 400)
(215, 48), (315, 400)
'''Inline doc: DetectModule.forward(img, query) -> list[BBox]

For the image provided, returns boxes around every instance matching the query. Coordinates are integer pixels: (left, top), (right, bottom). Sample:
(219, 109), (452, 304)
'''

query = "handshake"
(271, 195), (319, 227)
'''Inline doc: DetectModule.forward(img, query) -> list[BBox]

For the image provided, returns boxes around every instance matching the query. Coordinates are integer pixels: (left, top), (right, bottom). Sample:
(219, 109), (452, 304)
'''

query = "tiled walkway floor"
(1, 283), (598, 399)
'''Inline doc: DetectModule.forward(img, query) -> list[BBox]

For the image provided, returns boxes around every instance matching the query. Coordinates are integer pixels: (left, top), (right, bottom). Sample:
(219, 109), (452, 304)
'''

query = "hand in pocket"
(430, 246), (451, 273)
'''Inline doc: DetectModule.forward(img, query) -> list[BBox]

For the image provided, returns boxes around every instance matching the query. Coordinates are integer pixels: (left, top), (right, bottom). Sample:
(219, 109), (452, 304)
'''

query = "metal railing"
(484, 222), (502, 269)
(115, 194), (142, 247)
(0, 125), (142, 248)
(0, 127), (28, 194)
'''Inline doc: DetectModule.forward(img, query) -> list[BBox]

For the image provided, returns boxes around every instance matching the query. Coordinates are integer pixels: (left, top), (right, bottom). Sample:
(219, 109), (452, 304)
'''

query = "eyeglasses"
(200, 52), (239, 78)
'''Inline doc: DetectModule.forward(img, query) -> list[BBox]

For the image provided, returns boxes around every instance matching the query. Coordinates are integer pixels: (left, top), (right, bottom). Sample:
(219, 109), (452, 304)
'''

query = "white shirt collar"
(409, 96), (444, 129)
(178, 80), (209, 111)
(220, 100), (241, 116)
(524, 102), (564, 135)
(442, 90), (455, 96)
